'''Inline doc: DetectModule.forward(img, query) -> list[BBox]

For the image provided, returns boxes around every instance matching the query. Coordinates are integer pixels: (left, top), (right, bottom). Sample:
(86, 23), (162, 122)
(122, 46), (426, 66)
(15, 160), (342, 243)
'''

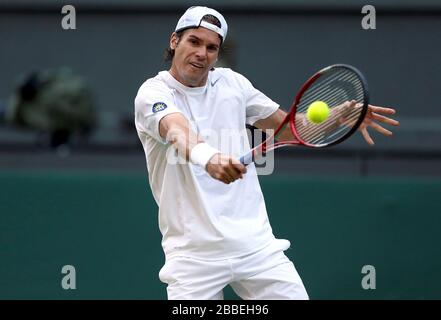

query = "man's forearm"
(254, 108), (295, 141)
(159, 113), (219, 168)
(159, 113), (201, 161)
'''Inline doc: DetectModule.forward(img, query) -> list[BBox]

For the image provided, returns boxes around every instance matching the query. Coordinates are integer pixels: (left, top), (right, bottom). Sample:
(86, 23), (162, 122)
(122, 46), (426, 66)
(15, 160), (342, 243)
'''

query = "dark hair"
(164, 14), (222, 62)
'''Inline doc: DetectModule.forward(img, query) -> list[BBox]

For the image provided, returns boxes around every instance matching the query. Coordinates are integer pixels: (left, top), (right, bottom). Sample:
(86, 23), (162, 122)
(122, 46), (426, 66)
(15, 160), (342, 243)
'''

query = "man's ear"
(170, 32), (178, 50)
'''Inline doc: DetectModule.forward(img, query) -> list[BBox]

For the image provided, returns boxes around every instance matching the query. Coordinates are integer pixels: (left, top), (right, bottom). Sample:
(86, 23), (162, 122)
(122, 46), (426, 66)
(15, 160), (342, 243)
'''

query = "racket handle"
(239, 150), (254, 166)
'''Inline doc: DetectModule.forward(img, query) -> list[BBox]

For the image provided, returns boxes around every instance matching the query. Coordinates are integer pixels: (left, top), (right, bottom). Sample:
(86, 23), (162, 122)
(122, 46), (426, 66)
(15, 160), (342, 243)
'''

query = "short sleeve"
(233, 72), (279, 125)
(134, 81), (183, 144)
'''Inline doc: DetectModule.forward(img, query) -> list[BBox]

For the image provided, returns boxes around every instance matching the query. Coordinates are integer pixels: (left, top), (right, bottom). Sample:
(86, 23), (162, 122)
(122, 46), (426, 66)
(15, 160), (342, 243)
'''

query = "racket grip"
(239, 150), (254, 166)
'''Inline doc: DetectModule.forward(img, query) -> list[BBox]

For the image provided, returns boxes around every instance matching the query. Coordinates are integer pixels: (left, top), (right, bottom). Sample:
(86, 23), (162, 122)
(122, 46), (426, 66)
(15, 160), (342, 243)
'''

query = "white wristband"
(190, 143), (220, 169)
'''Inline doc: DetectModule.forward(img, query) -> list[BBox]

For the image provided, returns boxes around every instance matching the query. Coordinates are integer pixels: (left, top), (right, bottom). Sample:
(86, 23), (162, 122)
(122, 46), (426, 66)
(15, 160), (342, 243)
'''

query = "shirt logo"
(211, 78), (220, 87)
(152, 102), (167, 113)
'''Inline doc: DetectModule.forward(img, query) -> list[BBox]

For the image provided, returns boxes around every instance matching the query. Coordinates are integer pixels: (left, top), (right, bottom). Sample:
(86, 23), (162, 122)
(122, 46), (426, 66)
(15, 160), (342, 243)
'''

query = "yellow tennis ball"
(307, 101), (329, 124)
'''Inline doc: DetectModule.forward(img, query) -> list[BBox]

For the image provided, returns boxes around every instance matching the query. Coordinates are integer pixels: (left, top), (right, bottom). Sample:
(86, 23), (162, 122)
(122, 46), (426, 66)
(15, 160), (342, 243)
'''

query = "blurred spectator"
(4, 67), (97, 149)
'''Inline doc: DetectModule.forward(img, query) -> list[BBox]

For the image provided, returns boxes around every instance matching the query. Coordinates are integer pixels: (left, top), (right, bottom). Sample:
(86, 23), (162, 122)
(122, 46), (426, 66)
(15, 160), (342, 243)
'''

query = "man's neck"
(168, 67), (207, 88)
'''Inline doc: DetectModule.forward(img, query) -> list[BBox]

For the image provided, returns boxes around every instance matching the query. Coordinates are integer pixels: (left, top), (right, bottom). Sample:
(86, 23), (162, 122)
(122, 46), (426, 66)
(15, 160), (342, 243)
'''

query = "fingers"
(225, 158), (247, 182)
(206, 154), (247, 184)
(341, 100), (357, 113)
(224, 165), (243, 182)
(222, 171), (236, 184)
(369, 121), (393, 136)
(368, 105), (397, 115)
(338, 116), (356, 127)
(360, 127), (374, 146)
(370, 112), (400, 126)
(357, 104), (399, 145)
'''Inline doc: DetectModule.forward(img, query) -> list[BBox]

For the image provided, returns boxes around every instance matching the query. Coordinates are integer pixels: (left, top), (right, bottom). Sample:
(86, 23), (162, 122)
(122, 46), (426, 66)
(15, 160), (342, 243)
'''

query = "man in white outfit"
(134, 6), (398, 299)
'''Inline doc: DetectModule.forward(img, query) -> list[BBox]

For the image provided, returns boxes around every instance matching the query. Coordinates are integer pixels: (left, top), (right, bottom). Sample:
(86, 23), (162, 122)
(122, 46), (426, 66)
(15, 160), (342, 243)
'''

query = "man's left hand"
(359, 105), (400, 145)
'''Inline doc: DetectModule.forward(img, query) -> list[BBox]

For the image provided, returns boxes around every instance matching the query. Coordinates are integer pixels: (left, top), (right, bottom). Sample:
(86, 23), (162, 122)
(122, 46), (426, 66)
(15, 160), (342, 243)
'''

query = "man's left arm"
(253, 105), (400, 145)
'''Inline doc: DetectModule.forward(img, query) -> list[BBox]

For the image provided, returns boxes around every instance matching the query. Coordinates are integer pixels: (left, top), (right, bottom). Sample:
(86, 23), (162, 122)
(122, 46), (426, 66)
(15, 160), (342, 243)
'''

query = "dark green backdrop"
(1, 170), (440, 299)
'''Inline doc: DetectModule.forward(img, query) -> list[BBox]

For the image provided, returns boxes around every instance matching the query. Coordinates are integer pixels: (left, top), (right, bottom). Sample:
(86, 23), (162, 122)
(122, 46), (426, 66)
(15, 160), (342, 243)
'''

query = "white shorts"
(158, 239), (309, 300)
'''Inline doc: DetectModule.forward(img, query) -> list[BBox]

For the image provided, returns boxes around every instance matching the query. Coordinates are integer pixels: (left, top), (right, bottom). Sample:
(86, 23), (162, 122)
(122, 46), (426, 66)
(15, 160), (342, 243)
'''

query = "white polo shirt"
(134, 68), (282, 260)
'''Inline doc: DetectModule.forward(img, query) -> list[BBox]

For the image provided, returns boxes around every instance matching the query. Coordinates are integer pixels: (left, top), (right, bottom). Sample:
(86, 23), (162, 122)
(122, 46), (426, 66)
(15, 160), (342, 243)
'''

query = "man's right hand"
(206, 154), (247, 184)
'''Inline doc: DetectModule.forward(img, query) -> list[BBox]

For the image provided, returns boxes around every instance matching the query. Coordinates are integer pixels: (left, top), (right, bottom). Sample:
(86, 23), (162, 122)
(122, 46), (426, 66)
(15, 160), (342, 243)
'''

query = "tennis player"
(134, 6), (399, 300)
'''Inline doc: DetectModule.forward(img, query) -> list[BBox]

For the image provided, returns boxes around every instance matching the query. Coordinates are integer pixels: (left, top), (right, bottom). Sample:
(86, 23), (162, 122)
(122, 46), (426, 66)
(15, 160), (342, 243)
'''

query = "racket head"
(290, 64), (369, 148)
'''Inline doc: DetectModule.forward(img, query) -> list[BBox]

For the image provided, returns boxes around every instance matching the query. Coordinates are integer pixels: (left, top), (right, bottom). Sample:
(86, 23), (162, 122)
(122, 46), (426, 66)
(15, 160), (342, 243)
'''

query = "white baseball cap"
(175, 6), (228, 41)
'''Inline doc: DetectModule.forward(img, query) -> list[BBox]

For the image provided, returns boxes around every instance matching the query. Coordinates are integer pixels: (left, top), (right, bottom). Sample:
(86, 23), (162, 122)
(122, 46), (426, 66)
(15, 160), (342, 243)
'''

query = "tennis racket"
(240, 64), (369, 165)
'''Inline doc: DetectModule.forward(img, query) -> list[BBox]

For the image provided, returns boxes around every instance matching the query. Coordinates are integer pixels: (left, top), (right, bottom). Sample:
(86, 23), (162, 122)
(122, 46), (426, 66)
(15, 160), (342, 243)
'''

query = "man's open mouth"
(190, 63), (204, 69)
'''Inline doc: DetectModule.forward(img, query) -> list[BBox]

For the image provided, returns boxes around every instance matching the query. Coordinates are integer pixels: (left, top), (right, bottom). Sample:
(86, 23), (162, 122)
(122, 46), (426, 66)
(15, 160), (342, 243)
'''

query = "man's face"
(169, 27), (221, 87)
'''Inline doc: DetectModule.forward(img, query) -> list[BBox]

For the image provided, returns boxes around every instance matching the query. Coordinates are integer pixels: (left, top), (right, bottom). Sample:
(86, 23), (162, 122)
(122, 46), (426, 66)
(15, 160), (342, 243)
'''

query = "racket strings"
(299, 73), (363, 117)
(300, 105), (362, 145)
(298, 100), (362, 145)
(300, 71), (358, 107)
(300, 87), (364, 141)
(297, 102), (362, 144)
(295, 67), (366, 146)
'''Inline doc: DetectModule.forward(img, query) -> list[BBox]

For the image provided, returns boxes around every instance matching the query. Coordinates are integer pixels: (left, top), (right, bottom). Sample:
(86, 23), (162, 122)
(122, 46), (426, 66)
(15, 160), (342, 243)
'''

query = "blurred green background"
(1, 171), (440, 299)
(1, 0), (441, 299)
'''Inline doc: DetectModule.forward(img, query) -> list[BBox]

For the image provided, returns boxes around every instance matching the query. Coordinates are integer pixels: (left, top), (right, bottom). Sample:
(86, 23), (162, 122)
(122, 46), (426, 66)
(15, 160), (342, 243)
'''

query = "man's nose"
(195, 46), (207, 59)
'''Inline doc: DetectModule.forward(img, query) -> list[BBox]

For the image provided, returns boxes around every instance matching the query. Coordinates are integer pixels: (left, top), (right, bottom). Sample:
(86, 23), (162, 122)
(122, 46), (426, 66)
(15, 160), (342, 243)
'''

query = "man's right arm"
(159, 113), (246, 184)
